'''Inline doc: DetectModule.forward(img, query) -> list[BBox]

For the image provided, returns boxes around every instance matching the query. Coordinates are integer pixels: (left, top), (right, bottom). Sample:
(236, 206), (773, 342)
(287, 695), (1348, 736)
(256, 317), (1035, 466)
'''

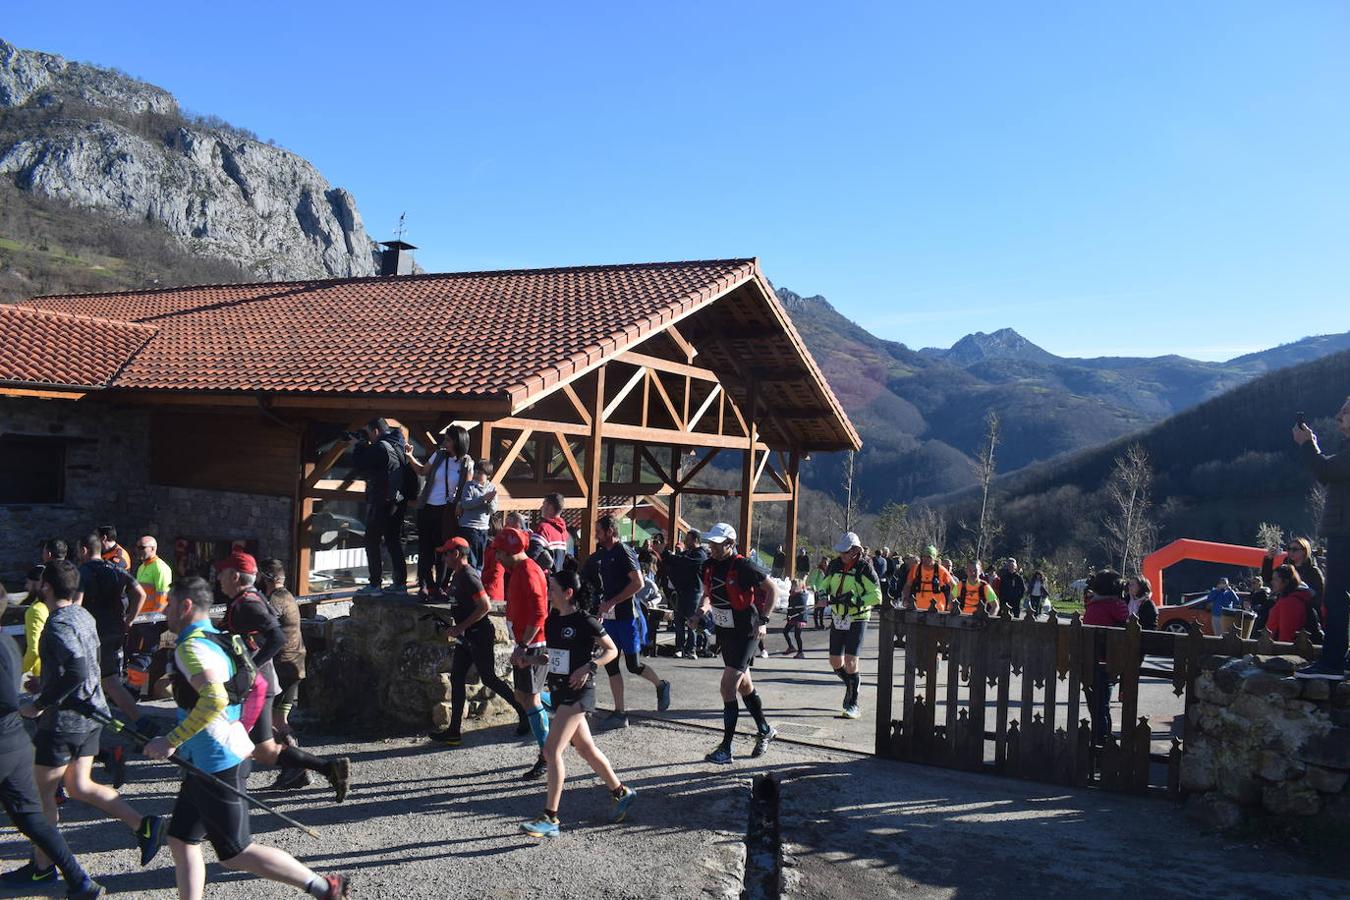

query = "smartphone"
(1296, 411), (1307, 428)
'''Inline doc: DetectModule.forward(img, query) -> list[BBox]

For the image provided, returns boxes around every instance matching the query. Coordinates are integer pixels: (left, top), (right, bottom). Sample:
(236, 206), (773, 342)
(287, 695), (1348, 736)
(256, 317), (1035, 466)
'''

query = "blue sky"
(6, 2), (1348, 360)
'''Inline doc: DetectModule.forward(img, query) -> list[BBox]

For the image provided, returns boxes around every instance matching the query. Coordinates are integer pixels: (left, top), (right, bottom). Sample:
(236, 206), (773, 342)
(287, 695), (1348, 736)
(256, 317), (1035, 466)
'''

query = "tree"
(974, 411), (1001, 562)
(1101, 443), (1155, 574)
(1308, 484), (1328, 544)
(1255, 522), (1285, 554)
(834, 450), (862, 535)
(874, 501), (909, 551)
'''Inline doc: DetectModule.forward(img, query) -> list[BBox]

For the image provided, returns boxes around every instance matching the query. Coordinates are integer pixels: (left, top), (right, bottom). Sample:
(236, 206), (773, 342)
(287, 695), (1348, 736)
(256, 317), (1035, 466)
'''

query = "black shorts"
(98, 637), (124, 679)
(168, 764), (251, 861)
(513, 659), (548, 695)
(828, 619), (868, 657)
(717, 630), (758, 673)
(546, 683), (596, 713)
(33, 728), (101, 768)
(125, 621), (164, 657)
(247, 698), (274, 745)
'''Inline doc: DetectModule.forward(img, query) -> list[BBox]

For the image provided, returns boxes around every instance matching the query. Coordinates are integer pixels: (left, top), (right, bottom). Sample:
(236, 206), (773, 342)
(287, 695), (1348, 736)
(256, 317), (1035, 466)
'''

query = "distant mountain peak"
(775, 286), (837, 314)
(922, 328), (1060, 367)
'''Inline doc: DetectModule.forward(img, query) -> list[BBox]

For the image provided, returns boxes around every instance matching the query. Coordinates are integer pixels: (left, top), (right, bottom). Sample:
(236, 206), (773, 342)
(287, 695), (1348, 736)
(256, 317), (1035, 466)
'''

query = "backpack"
(397, 455), (419, 503)
(172, 629), (267, 730)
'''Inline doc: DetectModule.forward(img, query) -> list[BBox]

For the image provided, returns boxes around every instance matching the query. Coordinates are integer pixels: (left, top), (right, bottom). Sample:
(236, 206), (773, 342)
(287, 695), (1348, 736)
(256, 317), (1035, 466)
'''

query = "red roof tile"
(24, 260), (758, 406)
(0, 305), (156, 390)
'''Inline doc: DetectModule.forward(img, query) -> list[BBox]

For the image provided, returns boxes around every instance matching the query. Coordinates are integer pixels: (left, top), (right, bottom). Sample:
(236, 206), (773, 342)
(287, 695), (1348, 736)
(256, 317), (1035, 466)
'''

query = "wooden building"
(0, 259), (859, 590)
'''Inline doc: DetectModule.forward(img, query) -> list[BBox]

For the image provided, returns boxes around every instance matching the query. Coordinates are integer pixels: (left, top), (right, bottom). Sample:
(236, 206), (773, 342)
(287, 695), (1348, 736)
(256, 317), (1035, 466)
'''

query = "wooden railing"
(873, 605), (1319, 795)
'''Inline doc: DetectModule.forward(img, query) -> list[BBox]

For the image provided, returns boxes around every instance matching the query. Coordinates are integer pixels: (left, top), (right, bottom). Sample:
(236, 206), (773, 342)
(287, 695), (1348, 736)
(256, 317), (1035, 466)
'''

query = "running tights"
(604, 652), (646, 678)
(0, 745), (89, 888)
(449, 634), (527, 734)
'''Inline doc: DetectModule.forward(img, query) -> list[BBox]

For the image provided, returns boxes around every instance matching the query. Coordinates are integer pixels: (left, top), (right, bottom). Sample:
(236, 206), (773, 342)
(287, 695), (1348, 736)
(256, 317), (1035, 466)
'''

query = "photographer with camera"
(1293, 398), (1350, 681)
(349, 418), (410, 595)
(408, 426), (474, 596)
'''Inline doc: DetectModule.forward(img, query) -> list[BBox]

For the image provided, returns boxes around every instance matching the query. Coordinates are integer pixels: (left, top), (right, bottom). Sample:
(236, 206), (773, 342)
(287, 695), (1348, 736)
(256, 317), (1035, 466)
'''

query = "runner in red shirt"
(498, 528), (551, 780)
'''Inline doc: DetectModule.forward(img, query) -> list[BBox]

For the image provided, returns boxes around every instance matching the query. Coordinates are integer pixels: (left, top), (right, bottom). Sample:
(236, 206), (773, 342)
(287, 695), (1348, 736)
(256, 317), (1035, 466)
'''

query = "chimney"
(378, 240), (417, 277)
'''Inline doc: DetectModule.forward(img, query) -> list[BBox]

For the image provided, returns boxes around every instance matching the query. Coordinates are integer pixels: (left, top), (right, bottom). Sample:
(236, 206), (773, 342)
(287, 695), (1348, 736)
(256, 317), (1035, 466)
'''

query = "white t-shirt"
(425, 452), (473, 506)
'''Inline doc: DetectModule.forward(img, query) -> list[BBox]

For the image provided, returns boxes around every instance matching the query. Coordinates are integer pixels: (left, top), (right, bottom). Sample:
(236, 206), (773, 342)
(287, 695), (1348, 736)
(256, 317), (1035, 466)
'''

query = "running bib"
(711, 606), (734, 628)
(603, 605), (616, 621)
(547, 648), (570, 675)
(832, 613), (853, 630)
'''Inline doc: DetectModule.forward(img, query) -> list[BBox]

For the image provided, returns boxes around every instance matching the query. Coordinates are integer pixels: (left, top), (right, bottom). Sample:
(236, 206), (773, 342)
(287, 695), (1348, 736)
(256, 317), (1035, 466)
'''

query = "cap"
(922, 544), (938, 558)
(704, 523), (737, 545)
(214, 551), (257, 575)
(833, 532), (862, 553)
(437, 536), (470, 553)
(686, 529), (701, 542)
(491, 528), (530, 556)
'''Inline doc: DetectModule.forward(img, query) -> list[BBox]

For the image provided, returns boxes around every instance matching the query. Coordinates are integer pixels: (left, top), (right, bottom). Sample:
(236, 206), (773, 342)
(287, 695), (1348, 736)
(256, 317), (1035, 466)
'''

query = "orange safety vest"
(955, 579), (990, 614)
(910, 563), (952, 611)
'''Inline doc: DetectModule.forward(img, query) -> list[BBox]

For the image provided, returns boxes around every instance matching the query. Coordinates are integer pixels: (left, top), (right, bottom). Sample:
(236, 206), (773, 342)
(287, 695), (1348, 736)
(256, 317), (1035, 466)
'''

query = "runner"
(519, 570), (636, 838)
(428, 537), (529, 745)
(216, 552), (351, 802)
(10, 561), (166, 886)
(144, 577), (351, 900)
(498, 528), (551, 780)
(901, 545), (954, 612)
(954, 559), (999, 616)
(256, 558), (311, 791)
(696, 523), (778, 764)
(97, 526), (132, 571)
(818, 532), (881, 719)
(72, 534), (147, 723)
(584, 515), (671, 729)
(0, 589), (103, 899)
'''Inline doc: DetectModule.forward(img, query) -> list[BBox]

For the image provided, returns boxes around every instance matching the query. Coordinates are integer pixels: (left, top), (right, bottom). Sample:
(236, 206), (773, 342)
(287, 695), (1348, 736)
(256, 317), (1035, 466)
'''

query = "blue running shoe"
(520, 814), (560, 838)
(1, 861), (56, 886)
(612, 786), (637, 822)
(705, 745), (734, 765)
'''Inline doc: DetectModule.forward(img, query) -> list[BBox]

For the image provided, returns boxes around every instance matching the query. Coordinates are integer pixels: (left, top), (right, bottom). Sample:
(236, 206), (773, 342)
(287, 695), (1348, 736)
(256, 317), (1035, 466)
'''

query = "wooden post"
(579, 367), (606, 564)
(669, 445), (683, 543)
(783, 450), (800, 579)
(738, 379), (758, 555)
(476, 420), (494, 469)
(875, 602), (896, 757)
(292, 423), (313, 595)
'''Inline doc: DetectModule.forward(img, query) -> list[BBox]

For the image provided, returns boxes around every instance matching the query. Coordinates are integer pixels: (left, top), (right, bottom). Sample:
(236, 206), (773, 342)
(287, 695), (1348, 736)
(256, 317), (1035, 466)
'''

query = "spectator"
(22, 540), (67, 683)
(1262, 537), (1325, 609)
(1293, 397), (1349, 680)
(533, 493), (569, 573)
(808, 557), (830, 628)
(1026, 569), (1051, 618)
(128, 535), (172, 699)
(1083, 570), (1129, 742)
(887, 554), (917, 604)
(96, 526), (131, 571)
(351, 418), (412, 595)
(1205, 578), (1240, 636)
(772, 545), (787, 579)
(456, 458), (498, 569)
(1126, 575), (1157, 630)
(1267, 564), (1315, 643)
(1247, 575), (1274, 635)
(995, 558), (1027, 619)
(634, 555), (661, 657)
(256, 558), (310, 791)
(659, 530), (708, 659)
(902, 546), (954, 612)
(795, 546), (811, 579)
(873, 548), (890, 584)
(411, 425), (474, 595)
(480, 513), (506, 603)
(782, 579), (807, 657)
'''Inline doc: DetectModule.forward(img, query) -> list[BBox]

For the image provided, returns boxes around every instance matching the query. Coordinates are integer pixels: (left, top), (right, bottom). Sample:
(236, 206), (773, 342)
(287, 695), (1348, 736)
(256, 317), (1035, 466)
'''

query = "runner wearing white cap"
(816, 532), (881, 719)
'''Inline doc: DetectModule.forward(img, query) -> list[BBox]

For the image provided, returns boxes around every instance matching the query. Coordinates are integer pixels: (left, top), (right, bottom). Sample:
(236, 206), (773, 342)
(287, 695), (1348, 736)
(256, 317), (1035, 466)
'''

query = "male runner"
(72, 534), (146, 723)
(144, 577), (350, 900)
(585, 515), (671, 729)
(817, 532), (881, 719)
(11, 561), (166, 885)
(696, 523), (778, 764)
(498, 528), (551, 779)
(901, 545), (954, 612)
(216, 552), (350, 801)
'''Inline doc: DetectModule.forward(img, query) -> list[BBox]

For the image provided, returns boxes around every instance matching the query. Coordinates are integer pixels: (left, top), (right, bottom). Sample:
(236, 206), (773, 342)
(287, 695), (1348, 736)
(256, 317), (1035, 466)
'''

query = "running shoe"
(521, 756), (548, 781)
(1294, 662), (1346, 681)
(519, 814), (560, 838)
(601, 710), (629, 730)
(137, 815), (167, 866)
(841, 705), (862, 720)
(106, 744), (127, 789)
(612, 786), (637, 822)
(793, 651), (806, 659)
(758, 648), (770, 659)
(269, 767), (313, 791)
(705, 745), (734, 765)
(354, 584), (382, 596)
(1, 861), (57, 886)
(428, 729), (463, 745)
(673, 651), (684, 659)
(321, 874), (351, 899)
(326, 757), (352, 803)
(67, 876), (105, 899)
(751, 726), (777, 759)
(657, 681), (672, 712)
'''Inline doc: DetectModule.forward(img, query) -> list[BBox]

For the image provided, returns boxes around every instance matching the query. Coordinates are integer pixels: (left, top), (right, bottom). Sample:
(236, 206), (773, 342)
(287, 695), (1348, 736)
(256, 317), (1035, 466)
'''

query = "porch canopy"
(6, 258), (859, 592)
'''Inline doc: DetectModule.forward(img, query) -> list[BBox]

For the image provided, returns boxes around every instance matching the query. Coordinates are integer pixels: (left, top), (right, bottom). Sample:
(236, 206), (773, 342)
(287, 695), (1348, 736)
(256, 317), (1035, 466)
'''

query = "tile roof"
(23, 260), (758, 406)
(0, 304), (156, 390)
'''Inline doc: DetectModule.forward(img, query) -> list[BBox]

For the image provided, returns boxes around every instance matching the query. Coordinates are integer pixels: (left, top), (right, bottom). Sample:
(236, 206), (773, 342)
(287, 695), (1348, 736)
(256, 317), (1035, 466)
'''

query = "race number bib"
(547, 648), (571, 676)
(832, 612), (853, 630)
(711, 606), (735, 628)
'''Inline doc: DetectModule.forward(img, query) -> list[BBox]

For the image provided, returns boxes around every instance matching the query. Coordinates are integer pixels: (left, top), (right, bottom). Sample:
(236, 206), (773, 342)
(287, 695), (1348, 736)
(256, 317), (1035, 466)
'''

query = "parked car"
(1157, 592), (1254, 636)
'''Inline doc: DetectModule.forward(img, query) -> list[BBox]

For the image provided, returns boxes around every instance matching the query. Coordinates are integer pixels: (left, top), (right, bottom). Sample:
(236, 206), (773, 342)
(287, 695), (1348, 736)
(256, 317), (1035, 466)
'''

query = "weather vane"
(394, 212), (407, 243)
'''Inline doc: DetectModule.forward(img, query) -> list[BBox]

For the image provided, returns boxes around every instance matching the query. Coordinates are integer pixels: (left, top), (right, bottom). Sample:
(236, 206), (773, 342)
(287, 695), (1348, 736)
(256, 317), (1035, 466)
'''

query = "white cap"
(833, 532), (862, 553)
(705, 522), (737, 545)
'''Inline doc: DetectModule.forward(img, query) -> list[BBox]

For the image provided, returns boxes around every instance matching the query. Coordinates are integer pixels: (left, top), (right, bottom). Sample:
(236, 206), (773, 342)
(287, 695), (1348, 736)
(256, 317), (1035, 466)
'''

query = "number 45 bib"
(547, 648), (571, 675)
(711, 606), (735, 628)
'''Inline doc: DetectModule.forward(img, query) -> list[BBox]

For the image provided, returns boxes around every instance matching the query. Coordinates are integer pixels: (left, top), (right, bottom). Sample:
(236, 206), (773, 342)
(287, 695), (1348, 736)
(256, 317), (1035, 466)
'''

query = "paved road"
(26, 717), (1343, 899)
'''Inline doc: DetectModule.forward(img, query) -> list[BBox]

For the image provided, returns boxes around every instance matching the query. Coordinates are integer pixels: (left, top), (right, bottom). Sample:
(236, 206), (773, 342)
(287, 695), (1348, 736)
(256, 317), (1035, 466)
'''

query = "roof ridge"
(5, 302), (156, 333)
(27, 257), (759, 302)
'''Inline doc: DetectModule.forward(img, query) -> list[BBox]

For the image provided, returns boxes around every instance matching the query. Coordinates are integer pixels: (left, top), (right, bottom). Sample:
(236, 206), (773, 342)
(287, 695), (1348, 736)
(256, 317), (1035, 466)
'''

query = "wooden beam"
(603, 366), (648, 422)
(666, 323), (697, 362)
(598, 421), (769, 451)
(753, 446), (771, 489)
(764, 460), (792, 494)
(669, 448), (683, 543)
(725, 392), (749, 438)
(647, 369), (683, 429)
(738, 378), (758, 556)
(579, 366), (606, 564)
(496, 428), (535, 480)
(0, 387), (87, 400)
(301, 417), (367, 491)
(615, 351), (718, 382)
(560, 382), (591, 426)
(640, 446), (674, 487)
(555, 434), (587, 496)
(677, 447), (721, 488)
(783, 450), (801, 581)
(687, 384), (720, 433)
(640, 371), (651, 428)
(492, 417), (590, 437)
(752, 492), (794, 503)
(274, 395), (512, 415)
(292, 426), (313, 595)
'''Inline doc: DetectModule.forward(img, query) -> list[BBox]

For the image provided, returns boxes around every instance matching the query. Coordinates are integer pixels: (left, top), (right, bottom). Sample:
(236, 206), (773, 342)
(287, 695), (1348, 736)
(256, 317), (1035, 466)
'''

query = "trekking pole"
(83, 707), (321, 839)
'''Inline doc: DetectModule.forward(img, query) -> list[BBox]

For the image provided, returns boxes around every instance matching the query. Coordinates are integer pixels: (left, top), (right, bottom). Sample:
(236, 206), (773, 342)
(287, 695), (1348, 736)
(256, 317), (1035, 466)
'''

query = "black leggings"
(604, 653), (646, 678)
(782, 624), (803, 651)
(0, 744), (88, 887)
(450, 628), (526, 733)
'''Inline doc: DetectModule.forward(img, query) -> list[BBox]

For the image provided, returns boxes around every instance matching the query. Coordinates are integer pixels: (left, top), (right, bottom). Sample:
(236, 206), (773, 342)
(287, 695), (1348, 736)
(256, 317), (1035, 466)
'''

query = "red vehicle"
(1156, 591), (1253, 636)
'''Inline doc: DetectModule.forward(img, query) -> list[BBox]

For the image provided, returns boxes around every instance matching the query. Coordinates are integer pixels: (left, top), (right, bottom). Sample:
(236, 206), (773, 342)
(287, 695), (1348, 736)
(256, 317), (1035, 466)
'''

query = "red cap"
(437, 536), (470, 553)
(491, 528), (529, 556)
(214, 551), (257, 575)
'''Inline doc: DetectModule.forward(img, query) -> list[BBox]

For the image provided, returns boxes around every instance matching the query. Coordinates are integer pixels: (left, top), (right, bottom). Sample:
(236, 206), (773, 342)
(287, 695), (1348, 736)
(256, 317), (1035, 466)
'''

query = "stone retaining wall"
(301, 595), (517, 732)
(1183, 655), (1350, 829)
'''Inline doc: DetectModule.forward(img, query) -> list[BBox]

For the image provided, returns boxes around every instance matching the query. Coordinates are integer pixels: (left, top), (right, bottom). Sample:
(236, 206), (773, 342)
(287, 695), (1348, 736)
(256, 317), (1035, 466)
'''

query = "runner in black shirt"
(72, 534), (146, 723)
(696, 523), (778, 764)
(429, 537), (528, 745)
(519, 570), (636, 838)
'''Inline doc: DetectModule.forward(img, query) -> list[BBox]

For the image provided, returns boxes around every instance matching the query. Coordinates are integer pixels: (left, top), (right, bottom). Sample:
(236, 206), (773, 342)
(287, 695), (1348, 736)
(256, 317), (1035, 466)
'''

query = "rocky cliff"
(0, 38), (379, 280)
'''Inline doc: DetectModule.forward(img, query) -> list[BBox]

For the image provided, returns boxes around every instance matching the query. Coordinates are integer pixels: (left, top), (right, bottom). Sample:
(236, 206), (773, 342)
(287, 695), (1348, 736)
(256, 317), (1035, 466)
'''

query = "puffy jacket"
(533, 516), (570, 572)
(352, 432), (404, 504)
(1266, 587), (1313, 642)
(1304, 439), (1350, 537)
(1083, 596), (1129, 627)
(821, 557), (882, 622)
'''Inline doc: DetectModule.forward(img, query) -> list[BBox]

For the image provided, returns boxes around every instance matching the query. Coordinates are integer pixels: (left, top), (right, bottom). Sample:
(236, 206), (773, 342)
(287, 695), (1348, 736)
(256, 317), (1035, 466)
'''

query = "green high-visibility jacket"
(820, 557), (882, 623)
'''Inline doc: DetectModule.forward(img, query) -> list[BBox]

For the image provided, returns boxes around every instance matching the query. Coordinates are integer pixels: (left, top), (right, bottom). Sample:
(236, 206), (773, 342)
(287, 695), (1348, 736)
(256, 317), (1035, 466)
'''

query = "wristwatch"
(586, 661), (598, 674)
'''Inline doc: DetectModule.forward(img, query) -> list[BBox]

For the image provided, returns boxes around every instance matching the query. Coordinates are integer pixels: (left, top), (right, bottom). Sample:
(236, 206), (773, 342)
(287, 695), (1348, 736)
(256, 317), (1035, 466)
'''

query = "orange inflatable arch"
(1141, 538), (1285, 605)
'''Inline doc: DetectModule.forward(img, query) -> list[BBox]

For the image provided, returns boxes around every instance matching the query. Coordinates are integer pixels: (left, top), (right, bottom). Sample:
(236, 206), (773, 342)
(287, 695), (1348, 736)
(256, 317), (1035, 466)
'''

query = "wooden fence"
(873, 605), (1320, 795)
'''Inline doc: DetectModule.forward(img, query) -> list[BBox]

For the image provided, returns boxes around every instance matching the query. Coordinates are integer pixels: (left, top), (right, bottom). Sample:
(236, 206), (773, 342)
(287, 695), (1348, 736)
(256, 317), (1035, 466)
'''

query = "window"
(0, 435), (66, 504)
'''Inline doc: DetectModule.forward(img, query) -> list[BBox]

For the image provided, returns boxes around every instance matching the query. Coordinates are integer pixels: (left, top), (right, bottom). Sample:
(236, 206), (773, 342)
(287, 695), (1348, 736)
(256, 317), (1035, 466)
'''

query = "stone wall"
(1, 397), (291, 584)
(1183, 655), (1350, 829)
(301, 595), (516, 733)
